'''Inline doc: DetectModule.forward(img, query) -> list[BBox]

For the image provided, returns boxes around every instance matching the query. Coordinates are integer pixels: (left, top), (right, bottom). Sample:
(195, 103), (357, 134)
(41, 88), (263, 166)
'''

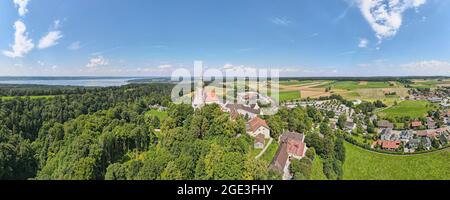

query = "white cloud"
(38, 31), (63, 49)
(13, 0), (30, 17)
(356, 0), (426, 41)
(37, 60), (44, 66)
(401, 60), (450, 74)
(2, 20), (34, 58)
(68, 41), (81, 50)
(158, 64), (172, 69)
(358, 38), (369, 48)
(270, 17), (292, 26)
(86, 56), (109, 68)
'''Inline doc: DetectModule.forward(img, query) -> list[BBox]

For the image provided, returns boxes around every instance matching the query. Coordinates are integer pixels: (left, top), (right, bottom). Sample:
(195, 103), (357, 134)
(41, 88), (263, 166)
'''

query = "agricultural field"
(278, 80), (331, 101)
(410, 79), (450, 88)
(326, 81), (394, 90)
(279, 90), (301, 102)
(342, 142), (450, 180)
(377, 100), (436, 118)
(278, 80), (410, 106)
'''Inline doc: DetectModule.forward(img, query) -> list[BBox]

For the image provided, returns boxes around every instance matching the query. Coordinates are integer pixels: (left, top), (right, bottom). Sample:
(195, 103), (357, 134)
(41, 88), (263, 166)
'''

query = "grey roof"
(270, 143), (289, 173)
(226, 103), (260, 114)
(279, 131), (304, 142)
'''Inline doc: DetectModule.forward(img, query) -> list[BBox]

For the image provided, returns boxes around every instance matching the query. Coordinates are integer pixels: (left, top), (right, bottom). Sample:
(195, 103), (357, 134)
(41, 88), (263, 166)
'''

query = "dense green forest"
(0, 83), (343, 180)
(0, 84), (171, 179)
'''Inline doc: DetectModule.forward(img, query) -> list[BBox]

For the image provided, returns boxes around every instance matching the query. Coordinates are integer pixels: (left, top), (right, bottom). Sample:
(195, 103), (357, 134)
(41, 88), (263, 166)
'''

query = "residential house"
(427, 121), (437, 129)
(279, 131), (307, 159)
(422, 137), (432, 150)
(411, 120), (423, 129)
(254, 134), (265, 149)
(436, 127), (449, 135)
(380, 128), (393, 141)
(377, 120), (394, 129)
(246, 116), (271, 138)
(417, 130), (438, 139)
(344, 121), (356, 131)
(374, 140), (401, 150)
(407, 139), (421, 149)
(428, 97), (443, 103)
(399, 130), (414, 142)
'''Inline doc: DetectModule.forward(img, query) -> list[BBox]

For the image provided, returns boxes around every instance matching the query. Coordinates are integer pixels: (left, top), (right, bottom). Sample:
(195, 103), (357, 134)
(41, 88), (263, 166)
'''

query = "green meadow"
(342, 142), (450, 180)
(145, 109), (168, 121)
(377, 100), (435, 118)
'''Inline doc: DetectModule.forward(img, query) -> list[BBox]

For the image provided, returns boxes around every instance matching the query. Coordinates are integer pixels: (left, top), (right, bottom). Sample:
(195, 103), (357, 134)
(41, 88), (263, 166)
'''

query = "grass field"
(145, 109), (168, 121)
(377, 100), (435, 118)
(342, 142), (450, 180)
(260, 141), (279, 164)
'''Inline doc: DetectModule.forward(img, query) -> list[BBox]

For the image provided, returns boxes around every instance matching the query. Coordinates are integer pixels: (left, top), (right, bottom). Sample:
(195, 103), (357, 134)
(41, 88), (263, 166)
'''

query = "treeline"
(0, 84), (173, 179)
(0, 85), (91, 96)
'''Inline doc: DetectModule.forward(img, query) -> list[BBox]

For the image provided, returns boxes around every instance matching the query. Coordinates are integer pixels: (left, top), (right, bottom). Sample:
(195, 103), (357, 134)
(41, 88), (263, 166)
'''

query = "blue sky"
(1, 0), (450, 76)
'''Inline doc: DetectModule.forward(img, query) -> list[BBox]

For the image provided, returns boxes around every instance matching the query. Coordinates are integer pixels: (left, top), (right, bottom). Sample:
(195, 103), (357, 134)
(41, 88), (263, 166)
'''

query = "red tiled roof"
(287, 140), (306, 157)
(411, 120), (422, 127)
(375, 140), (400, 149)
(416, 130), (428, 137)
(205, 89), (219, 102)
(247, 116), (269, 132)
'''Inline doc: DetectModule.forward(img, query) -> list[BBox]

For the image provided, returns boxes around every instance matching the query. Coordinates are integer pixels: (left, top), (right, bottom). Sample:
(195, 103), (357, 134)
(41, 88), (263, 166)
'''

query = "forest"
(0, 83), (343, 180)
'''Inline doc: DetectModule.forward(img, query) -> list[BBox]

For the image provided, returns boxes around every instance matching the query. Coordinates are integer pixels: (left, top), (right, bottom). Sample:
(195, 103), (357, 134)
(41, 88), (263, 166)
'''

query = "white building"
(246, 116), (271, 138)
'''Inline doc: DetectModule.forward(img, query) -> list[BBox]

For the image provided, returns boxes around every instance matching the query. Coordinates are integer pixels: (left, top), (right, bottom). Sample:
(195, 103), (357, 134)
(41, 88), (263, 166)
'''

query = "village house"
(436, 127), (449, 135)
(373, 140), (401, 151)
(279, 131), (307, 159)
(407, 139), (421, 149)
(399, 130), (414, 142)
(422, 137), (432, 150)
(411, 120), (423, 129)
(377, 120), (394, 129)
(246, 116), (271, 139)
(426, 120), (437, 129)
(416, 130), (438, 139)
(344, 121), (356, 132)
(380, 128), (393, 141)
(254, 134), (265, 149)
